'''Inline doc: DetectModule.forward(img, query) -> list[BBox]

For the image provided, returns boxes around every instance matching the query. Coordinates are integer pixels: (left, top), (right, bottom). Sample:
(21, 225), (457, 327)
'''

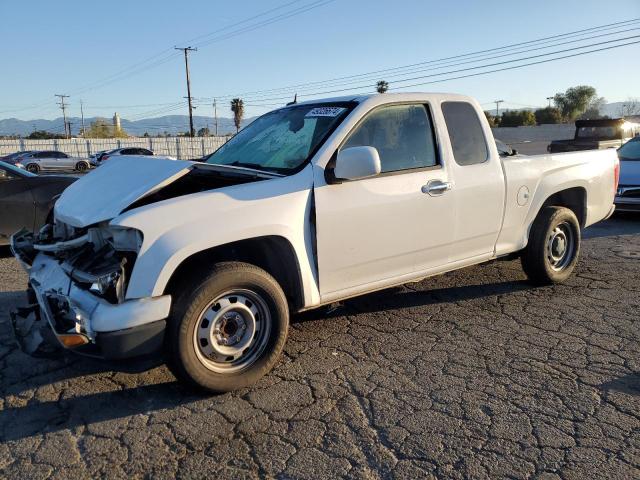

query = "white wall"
(491, 124), (574, 144)
(0, 136), (229, 160)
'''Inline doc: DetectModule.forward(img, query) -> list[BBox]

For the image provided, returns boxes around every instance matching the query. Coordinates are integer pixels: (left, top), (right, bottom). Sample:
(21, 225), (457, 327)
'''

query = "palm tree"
(376, 80), (389, 94)
(230, 98), (244, 133)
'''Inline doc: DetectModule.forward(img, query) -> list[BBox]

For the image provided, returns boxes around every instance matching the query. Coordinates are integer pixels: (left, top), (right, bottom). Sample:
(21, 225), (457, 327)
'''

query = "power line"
(392, 39), (640, 91)
(203, 17), (640, 102)
(0, 0), (337, 115)
(204, 34), (640, 104)
(60, 0), (335, 99)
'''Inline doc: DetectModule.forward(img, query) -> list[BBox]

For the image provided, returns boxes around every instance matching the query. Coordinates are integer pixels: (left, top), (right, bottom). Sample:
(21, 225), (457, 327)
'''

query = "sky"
(1, 0), (639, 123)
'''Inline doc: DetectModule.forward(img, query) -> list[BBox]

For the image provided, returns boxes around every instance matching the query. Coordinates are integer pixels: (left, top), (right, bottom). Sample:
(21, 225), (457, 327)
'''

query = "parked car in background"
(95, 147), (154, 165)
(0, 161), (76, 245)
(11, 93), (618, 393)
(16, 151), (91, 173)
(615, 137), (640, 212)
(89, 150), (109, 167)
(548, 118), (640, 153)
(0, 151), (34, 164)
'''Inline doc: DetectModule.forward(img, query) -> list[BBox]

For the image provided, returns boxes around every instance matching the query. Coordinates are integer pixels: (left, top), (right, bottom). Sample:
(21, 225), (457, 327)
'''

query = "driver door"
(314, 103), (455, 300)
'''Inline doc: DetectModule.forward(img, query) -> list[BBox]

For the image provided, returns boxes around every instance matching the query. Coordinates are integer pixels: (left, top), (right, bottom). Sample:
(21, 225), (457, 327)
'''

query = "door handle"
(421, 180), (452, 196)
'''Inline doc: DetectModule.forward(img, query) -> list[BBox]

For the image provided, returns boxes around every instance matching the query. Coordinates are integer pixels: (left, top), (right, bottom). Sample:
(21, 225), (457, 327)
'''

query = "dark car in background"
(615, 137), (640, 212)
(548, 118), (640, 153)
(0, 161), (77, 245)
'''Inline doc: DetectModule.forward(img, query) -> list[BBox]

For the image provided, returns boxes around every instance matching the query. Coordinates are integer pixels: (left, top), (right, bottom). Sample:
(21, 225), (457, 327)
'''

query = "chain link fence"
(0, 136), (230, 160)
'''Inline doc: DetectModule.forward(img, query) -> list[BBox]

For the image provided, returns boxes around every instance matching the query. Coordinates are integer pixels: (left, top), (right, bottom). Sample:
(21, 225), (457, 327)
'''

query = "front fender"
(112, 166), (319, 305)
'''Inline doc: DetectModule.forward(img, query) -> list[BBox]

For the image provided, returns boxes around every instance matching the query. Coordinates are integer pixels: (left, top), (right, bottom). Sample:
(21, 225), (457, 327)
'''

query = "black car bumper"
(10, 294), (166, 360)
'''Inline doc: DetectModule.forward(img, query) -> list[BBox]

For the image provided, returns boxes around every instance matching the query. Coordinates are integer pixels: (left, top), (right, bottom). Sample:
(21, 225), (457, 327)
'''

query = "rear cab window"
(441, 101), (488, 166)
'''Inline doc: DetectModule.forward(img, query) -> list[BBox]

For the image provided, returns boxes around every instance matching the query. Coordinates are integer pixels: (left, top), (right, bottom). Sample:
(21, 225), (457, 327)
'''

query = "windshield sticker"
(305, 107), (346, 118)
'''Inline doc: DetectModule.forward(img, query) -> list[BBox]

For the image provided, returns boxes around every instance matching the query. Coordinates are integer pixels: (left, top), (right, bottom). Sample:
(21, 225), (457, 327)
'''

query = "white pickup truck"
(11, 93), (618, 392)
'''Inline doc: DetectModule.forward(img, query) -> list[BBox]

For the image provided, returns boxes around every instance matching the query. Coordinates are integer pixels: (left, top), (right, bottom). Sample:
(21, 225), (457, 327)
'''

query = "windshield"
(205, 103), (353, 174)
(618, 138), (640, 160)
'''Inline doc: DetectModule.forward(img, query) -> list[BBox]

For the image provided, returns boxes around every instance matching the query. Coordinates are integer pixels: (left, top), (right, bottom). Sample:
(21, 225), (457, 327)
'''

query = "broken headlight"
(90, 268), (125, 304)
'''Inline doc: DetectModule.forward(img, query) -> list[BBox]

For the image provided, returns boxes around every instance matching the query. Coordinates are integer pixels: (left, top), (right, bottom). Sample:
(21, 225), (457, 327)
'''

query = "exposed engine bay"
(125, 165), (268, 210)
(14, 166), (270, 306)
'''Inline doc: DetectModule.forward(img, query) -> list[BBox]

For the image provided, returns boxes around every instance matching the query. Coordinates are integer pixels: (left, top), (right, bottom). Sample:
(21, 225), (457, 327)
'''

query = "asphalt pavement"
(0, 215), (639, 479)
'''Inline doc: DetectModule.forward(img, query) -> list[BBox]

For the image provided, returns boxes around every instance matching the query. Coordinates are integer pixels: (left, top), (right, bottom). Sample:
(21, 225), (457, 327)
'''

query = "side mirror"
(334, 146), (381, 181)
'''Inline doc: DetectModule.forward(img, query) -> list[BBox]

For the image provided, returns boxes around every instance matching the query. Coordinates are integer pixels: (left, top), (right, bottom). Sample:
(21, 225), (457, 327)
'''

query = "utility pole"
(494, 100), (504, 118)
(80, 100), (86, 136)
(213, 98), (218, 136)
(546, 96), (554, 108)
(175, 47), (197, 137)
(55, 94), (70, 139)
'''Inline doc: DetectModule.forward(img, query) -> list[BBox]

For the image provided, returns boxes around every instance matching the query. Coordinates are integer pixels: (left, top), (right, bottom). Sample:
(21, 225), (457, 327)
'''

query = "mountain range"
(0, 102), (635, 137)
(0, 114), (256, 137)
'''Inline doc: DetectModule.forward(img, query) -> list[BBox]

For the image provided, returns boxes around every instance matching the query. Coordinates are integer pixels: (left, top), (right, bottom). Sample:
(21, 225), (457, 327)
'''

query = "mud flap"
(10, 305), (62, 358)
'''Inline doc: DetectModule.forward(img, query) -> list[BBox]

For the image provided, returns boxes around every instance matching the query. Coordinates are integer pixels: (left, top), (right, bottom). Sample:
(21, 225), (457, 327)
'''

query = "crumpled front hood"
(55, 156), (191, 227)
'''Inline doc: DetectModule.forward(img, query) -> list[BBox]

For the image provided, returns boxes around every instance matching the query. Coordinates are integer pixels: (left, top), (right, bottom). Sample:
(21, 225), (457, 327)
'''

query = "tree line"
(485, 85), (608, 128)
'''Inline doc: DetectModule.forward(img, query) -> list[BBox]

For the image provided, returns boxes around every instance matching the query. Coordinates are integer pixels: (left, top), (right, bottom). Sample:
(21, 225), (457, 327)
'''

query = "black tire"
(75, 161), (88, 172)
(521, 206), (581, 285)
(165, 262), (289, 392)
(26, 163), (39, 174)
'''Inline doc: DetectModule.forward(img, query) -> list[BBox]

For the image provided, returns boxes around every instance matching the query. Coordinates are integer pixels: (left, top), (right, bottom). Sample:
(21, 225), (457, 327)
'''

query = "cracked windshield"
(206, 104), (350, 173)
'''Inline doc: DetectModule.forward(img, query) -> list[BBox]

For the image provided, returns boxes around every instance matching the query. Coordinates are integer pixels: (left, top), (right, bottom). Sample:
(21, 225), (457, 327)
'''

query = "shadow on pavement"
(600, 373), (640, 396)
(583, 214), (640, 240)
(0, 380), (207, 442)
(295, 279), (532, 323)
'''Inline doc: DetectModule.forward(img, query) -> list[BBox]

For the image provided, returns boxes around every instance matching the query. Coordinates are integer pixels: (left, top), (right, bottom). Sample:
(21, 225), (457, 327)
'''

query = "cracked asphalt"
(0, 215), (639, 479)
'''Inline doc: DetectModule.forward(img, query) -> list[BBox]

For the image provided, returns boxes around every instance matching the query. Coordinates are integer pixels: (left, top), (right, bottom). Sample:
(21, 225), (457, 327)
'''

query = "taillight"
(102, 155), (109, 161)
(614, 157), (620, 192)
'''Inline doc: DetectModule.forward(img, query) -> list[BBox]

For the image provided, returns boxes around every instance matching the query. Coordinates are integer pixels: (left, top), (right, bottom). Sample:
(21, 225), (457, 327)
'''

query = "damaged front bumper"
(10, 231), (171, 359)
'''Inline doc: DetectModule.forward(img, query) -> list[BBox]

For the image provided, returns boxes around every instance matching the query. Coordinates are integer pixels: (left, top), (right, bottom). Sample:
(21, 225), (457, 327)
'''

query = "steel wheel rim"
(193, 289), (271, 373)
(547, 222), (575, 271)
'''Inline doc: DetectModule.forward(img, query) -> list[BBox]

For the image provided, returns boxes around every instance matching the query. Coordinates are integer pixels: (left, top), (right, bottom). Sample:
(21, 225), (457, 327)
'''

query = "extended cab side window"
(442, 102), (488, 166)
(342, 104), (438, 173)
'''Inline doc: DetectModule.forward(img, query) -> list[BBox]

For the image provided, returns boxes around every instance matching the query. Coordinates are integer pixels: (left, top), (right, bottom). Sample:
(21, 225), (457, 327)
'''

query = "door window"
(342, 104), (438, 173)
(441, 102), (488, 166)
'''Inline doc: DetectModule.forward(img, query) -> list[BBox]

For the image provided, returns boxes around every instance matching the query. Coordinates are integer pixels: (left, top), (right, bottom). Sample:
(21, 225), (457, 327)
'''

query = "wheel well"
(540, 187), (587, 227)
(163, 236), (304, 311)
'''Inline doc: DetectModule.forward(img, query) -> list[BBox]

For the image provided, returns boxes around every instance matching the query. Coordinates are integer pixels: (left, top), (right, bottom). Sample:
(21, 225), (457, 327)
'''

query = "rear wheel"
(521, 206), (581, 285)
(26, 163), (39, 174)
(166, 262), (289, 392)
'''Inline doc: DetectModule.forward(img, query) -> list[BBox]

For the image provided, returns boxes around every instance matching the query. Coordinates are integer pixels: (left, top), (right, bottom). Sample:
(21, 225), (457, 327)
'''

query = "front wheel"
(166, 262), (289, 392)
(75, 161), (88, 172)
(26, 163), (40, 174)
(521, 206), (581, 285)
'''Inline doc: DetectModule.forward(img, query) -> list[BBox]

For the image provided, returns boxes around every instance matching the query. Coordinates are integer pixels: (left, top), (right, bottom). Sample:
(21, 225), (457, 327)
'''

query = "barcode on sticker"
(305, 107), (346, 117)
